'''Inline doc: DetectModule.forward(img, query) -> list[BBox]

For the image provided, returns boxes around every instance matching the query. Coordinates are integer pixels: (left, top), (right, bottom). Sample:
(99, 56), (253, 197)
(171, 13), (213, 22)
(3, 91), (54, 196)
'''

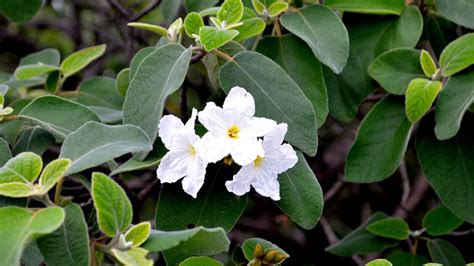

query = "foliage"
(0, 0), (473, 265)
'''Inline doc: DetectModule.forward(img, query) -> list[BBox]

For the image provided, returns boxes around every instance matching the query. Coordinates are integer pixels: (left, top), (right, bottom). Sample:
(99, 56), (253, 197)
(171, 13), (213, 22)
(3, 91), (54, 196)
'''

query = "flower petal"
(198, 102), (230, 132)
(261, 143), (298, 174)
(223, 86), (255, 117)
(159, 115), (185, 150)
(156, 151), (191, 183)
(263, 123), (288, 151)
(199, 132), (231, 163)
(182, 157), (207, 198)
(225, 166), (254, 196)
(231, 138), (264, 166)
(252, 169), (281, 201)
(247, 117), (277, 137)
(185, 108), (198, 132)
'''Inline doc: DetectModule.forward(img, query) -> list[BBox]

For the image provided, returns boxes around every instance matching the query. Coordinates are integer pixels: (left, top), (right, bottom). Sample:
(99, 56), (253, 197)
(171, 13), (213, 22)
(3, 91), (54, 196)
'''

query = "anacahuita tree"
(0, 0), (473, 265)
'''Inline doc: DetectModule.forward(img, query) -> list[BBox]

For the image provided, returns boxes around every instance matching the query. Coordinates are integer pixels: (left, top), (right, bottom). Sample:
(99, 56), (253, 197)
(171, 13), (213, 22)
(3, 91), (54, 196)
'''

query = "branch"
(131, 0), (161, 21)
(393, 174), (430, 219)
(107, 0), (131, 18)
(324, 175), (344, 202)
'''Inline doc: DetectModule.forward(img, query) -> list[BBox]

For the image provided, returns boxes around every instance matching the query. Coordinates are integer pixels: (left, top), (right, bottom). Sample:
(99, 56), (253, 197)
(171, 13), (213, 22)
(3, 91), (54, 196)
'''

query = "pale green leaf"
(38, 159), (71, 193)
(280, 5), (349, 74)
(60, 44), (106, 77)
(180, 257), (223, 266)
(268, 2), (288, 17)
(125, 222), (151, 248)
(59, 121), (152, 175)
(219, 51), (318, 156)
(0, 152), (42, 183)
(252, 0), (265, 14)
(325, 0), (405, 15)
(112, 247), (153, 266)
(345, 97), (413, 183)
(217, 0), (244, 25)
(405, 78), (442, 123)
(439, 33), (474, 76)
(91, 172), (133, 237)
(116, 68), (130, 97)
(420, 49), (437, 78)
(127, 22), (168, 36)
(234, 18), (265, 41)
(0, 182), (35, 198)
(199, 26), (239, 51)
(367, 218), (410, 240)
(37, 204), (90, 266)
(366, 259), (393, 266)
(14, 64), (59, 80)
(184, 12), (204, 37)
(423, 205), (463, 236)
(19, 48), (60, 66)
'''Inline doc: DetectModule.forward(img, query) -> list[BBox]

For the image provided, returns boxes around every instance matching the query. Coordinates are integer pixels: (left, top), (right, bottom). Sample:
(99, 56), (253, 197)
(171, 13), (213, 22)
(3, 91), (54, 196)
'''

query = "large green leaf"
(324, 0), (405, 15)
(0, 138), (11, 166)
(19, 48), (60, 66)
(180, 257), (223, 266)
(155, 165), (247, 232)
(112, 247), (153, 266)
(435, 0), (474, 30)
(326, 212), (399, 256)
(12, 126), (55, 156)
(110, 140), (167, 175)
(387, 252), (429, 266)
(37, 204), (90, 266)
(123, 44), (191, 152)
(435, 70), (474, 140)
(0, 0), (42, 22)
(256, 35), (328, 127)
(427, 239), (465, 266)
(59, 121), (152, 175)
(143, 227), (229, 265)
(276, 152), (323, 230)
(422, 205), (463, 236)
(345, 97), (413, 183)
(60, 44), (106, 77)
(417, 115), (474, 224)
(19, 96), (100, 138)
(91, 172), (133, 237)
(368, 48), (424, 95)
(366, 218), (410, 240)
(405, 78), (443, 123)
(280, 4), (349, 74)
(219, 51), (318, 156)
(199, 26), (239, 52)
(129, 47), (156, 80)
(185, 0), (219, 12)
(439, 33), (474, 76)
(0, 207), (65, 266)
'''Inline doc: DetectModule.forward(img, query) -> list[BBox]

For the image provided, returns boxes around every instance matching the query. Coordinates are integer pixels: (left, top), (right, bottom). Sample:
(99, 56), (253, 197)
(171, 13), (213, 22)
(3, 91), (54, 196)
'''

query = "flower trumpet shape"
(156, 108), (207, 198)
(198, 86), (277, 166)
(225, 123), (298, 200)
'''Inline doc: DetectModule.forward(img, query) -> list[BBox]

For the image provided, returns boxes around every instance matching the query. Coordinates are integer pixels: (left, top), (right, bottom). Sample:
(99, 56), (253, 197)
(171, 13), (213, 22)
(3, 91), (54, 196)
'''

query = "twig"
(393, 174), (430, 219)
(137, 179), (161, 201)
(399, 161), (410, 207)
(131, 0), (161, 21)
(190, 48), (207, 64)
(364, 93), (387, 102)
(107, 0), (131, 18)
(324, 175), (344, 202)
(449, 229), (474, 236)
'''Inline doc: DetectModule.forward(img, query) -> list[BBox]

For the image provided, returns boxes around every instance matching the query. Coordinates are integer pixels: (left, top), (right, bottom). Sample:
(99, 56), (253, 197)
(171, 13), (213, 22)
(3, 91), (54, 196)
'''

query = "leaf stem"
(212, 49), (234, 61)
(54, 178), (65, 205)
(272, 19), (282, 37)
(1, 114), (19, 122)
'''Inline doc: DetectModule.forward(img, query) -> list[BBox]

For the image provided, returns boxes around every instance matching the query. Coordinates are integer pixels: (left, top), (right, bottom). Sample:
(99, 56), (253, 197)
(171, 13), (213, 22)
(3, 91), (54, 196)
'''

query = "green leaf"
(60, 44), (106, 77)
(367, 259), (393, 266)
(427, 239), (465, 266)
(275, 152), (323, 230)
(0, 182), (35, 198)
(38, 159), (71, 193)
(14, 64), (59, 80)
(405, 78), (443, 123)
(435, 0), (474, 30)
(127, 22), (168, 36)
(123, 44), (191, 154)
(252, 0), (265, 14)
(387, 252), (429, 266)
(155, 167), (247, 232)
(256, 35), (328, 126)
(324, 0), (405, 15)
(242, 238), (288, 261)
(21, 242), (44, 266)
(185, 0), (219, 12)
(420, 50), (438, 78)
(180, 256), (223, 266)
(45, 70), (61, 94)
(326, 212), (399, 256)
(219, 51), (318, 156)
(129, 47), (156, 80)
(0, 99), (30, 144)
(19, 96), (100, 138)
(110, 141), (167, 175)
(0, 152), (42, 183)
(77, 76), (124, 110)
(161, 0), (182, 24)
(368, 48), (425, 95)
(434, 70), (474, 140)
(37, 204), (90, 266)
(366, 218), (410, 240)
(0, 0), (42, 22)
(19, 48), (60, 66)
(423, 205), (463, 236)
(59, 121), (152, 175)
(125, 222), (151, 248)
(112, 247), (153, 266)
(185, 12), (204, 37)
(234, 18), (265, 41)
(417, 114), (474, 223)
(12, 126), (55, 156)
(0, 207), (65, 266)
(91, 172), (133, 237)
(439, 33), (474, 76)
(0, 138), (12, 166)
(199, 26), (239, 51)
(217, 0), (244, 25)
(268, 2), (288, 17)
(345, 97), (413, 183)
(116, 68), (130, 97)
(280, 5), (349, 74)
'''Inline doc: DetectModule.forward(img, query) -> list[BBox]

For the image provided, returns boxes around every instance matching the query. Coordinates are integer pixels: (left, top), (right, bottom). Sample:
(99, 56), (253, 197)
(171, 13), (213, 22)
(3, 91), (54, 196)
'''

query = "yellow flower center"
(227, 125), (240, 139)
(188, 145), (196, 156)
(253, 156), (264, 168)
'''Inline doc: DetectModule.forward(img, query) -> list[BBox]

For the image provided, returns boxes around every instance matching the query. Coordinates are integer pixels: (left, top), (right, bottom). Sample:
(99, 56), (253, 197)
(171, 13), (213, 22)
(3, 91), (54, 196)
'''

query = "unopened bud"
(262, 250), (279, 264)
(223, 156), (233, 166)
(253, 244), (265, 259)
(268, 253), (289, 264)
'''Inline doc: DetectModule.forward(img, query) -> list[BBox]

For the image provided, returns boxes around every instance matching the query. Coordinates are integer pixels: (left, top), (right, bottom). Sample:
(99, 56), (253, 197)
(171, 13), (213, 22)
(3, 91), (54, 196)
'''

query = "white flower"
(156, 108), (207, 198)
(225, 123), (298, 200)
(198, 86), (277, 166)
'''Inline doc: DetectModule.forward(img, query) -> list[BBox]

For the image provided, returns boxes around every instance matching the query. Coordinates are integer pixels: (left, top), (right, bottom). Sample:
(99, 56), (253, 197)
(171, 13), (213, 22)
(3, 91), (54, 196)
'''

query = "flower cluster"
(156, 87), (298, 200)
